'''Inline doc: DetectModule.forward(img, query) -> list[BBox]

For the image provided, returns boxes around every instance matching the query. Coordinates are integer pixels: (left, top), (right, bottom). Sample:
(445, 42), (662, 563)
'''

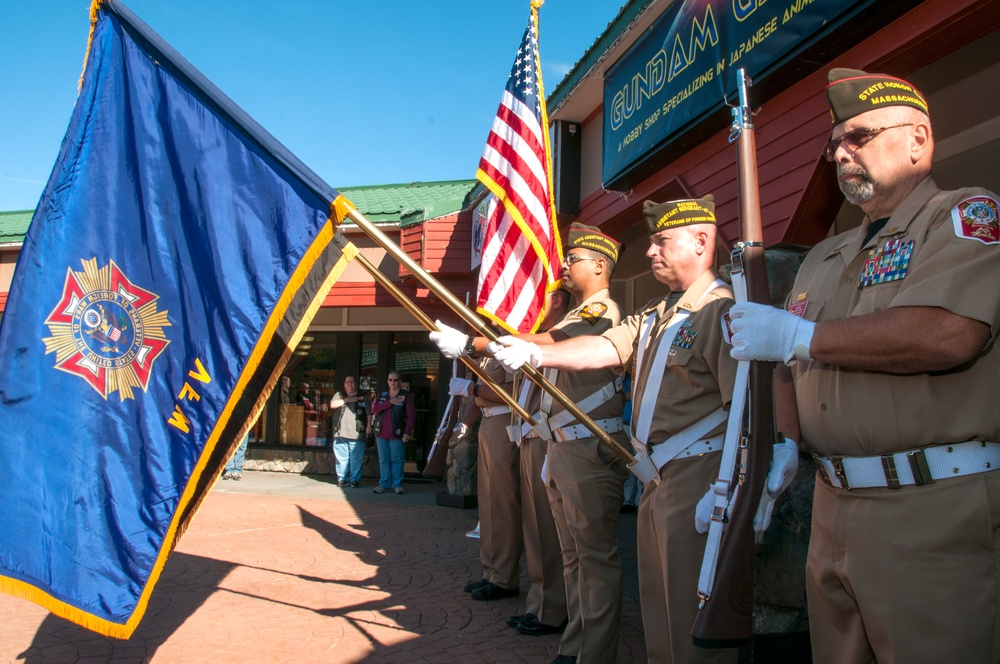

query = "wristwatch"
(464, 336), (476, 357)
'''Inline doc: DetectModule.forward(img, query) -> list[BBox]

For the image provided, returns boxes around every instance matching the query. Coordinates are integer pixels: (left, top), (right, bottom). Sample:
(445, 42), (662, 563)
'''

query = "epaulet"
(638, 296), (662, 314)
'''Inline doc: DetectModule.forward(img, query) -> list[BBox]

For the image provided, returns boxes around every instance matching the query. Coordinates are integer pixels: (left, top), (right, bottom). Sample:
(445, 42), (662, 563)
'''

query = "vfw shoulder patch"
(952, 196), (1000, 244)
(42, 258), (171, 401)
(579, 302), (608, 325)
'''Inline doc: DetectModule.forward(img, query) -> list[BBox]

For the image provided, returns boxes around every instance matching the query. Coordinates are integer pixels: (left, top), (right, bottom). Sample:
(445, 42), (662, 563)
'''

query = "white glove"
(728, 302), (815, 365)
(694, 486), (714, 535)
(429, 320), (469, 359)
(451, 422), (469, 437)
(753, 439), (800, 536)
(448, 377), (474, 397)
(490, 335), (543, 372)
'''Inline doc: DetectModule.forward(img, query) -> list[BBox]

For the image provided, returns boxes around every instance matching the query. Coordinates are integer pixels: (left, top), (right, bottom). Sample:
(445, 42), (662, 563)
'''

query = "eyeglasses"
(387, 378), (400, 382)
(822, 123), (912, 161)
(562, 253), (598, 266)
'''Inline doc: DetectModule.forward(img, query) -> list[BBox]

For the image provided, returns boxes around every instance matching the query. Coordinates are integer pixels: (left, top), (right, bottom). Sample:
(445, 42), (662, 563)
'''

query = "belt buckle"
(880, 454), (901, 489)
(814, 454), (849, 490)
(831, 457), (850, 490)
(906, 449), (934, 486)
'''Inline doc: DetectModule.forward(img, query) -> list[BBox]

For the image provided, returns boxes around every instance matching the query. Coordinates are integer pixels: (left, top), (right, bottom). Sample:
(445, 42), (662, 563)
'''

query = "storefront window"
(253, 330), (444, 464)
(276, 333), (337, 446)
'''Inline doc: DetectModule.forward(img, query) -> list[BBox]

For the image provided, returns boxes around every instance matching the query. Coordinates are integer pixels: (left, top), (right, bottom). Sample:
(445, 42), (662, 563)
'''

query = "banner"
(603, 0), (877, 186)
(0, 0), (355, 637)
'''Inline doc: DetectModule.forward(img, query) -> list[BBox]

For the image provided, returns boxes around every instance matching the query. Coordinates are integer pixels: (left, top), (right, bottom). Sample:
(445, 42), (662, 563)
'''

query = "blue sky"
(0, 1), (626, 212)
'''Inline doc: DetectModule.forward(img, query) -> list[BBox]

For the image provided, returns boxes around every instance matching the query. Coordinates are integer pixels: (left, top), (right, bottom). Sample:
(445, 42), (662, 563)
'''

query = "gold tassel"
(79, 0), (105, 92)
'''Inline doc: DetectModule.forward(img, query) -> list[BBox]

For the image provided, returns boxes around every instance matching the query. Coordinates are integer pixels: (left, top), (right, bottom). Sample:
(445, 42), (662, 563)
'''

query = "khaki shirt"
(603, 269), (736, 445)
(790, 177), (1000, 455)
(475, 357), (514, 410)
(547, 289), (625, 431)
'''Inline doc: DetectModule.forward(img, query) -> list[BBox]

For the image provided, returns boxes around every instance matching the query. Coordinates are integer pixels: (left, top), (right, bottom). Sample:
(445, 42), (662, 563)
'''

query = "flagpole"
(344, 209), (636, 464)
(352, 251), (535, 423)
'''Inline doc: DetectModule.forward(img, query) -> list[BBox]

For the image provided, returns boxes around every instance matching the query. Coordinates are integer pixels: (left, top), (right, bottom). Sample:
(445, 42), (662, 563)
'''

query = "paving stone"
(0, 471), (647, 663)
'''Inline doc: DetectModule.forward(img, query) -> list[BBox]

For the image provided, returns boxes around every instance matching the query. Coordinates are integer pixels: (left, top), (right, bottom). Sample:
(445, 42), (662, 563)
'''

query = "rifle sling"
(697, 268), (751, 603)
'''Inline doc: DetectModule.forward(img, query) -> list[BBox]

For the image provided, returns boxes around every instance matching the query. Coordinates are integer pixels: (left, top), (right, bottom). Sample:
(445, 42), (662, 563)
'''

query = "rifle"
(422, 380), (462, 479)
(691, 68), (777, 648)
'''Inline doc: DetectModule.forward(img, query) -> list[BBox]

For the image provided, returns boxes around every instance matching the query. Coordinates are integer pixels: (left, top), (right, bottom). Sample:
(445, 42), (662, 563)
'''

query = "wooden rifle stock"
(422, 391), (462, 478)
(691, 69), (777, 648)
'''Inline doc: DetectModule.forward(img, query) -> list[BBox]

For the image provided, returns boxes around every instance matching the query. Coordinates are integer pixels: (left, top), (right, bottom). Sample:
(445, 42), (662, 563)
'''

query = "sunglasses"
(562, 253), (598, 266)
(822, 123), (912, 161)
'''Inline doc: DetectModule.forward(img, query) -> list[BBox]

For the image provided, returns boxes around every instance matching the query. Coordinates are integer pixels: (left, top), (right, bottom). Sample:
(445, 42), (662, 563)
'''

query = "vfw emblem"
(43, 258), (170, 401)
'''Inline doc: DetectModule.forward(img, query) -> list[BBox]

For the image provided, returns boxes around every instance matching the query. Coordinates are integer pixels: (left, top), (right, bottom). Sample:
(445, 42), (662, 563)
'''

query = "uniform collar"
(575, 288), (611, 311)
(829, 177), (940, 264)
(658, 269), (725, 318)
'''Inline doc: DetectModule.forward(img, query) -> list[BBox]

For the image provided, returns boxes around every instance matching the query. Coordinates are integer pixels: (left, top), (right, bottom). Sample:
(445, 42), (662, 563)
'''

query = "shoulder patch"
(579, 302), (608, 325)
(951, 196), (1000, 244)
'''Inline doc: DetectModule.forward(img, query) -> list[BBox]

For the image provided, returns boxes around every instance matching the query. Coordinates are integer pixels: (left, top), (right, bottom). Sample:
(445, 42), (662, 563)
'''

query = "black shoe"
(470, 582), (519, 601)
(507, 612), (536, 629)
(464, 578), (490, 593)
(551, 656), (577, 664)
(350, 481), (360, 488)
(517, 615), (567, 636)
(619, 503), (636, 514)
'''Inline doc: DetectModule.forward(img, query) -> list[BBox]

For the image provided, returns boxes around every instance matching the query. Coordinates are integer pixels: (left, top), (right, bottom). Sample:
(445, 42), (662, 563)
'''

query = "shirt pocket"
(663, 345), (696, 400)
(852, 279), (903, 317)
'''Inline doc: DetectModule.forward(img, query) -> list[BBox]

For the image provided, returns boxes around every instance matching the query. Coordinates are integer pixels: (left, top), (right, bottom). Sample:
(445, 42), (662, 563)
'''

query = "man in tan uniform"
(493, 200), (793, 663)
(453, 357), (522, 601)
(730, 69), (1000, 662)
(506, 288), (570, 636)
(433, 223), (629, 664)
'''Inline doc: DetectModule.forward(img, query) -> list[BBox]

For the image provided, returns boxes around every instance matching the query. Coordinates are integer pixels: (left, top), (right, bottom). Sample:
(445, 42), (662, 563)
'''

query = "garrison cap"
(565, 222), (621, 262)
(643, 196), (716, 234)
(826, 68), (928, 124)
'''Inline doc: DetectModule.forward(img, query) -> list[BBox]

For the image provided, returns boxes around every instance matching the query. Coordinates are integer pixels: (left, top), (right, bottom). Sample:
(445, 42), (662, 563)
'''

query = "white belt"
(481, 405), (511, 418)
(552, 417), (624, 443)
(815, 440), (1000, 490)
(662, 434), (723, 459)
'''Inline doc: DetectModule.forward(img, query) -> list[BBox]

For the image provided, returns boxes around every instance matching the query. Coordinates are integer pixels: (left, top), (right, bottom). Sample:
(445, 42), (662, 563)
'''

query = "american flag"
(475, 1), (562, 334)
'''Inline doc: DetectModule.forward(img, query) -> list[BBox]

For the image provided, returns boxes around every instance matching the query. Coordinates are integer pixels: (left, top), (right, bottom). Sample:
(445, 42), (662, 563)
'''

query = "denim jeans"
(375, 437), (405, 489)
(334, 436), (366, 483)
(225, 433), (249, 473)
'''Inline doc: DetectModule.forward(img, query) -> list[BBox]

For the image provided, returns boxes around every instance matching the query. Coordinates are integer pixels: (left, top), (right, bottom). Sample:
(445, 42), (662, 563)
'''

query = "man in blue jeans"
(223, 432), (249, 480)
(329, 375), (369, 488)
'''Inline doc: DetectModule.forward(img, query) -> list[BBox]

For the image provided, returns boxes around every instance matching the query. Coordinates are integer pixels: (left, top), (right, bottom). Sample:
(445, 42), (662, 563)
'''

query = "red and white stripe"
(475, 8), (561, 334)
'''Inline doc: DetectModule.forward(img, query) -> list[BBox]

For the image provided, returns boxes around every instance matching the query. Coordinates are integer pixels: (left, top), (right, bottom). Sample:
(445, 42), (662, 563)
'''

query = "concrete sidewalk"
(0, 471), (646, 663)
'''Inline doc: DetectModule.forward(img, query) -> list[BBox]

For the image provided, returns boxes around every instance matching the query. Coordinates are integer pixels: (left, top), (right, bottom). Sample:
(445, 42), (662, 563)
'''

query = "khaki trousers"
(521, 436), (566, 625)
(546, 436), (628, 664)
(637, 451), (737, 664)
(807, 470), (1000, 664)
(477, 413), (522, 588)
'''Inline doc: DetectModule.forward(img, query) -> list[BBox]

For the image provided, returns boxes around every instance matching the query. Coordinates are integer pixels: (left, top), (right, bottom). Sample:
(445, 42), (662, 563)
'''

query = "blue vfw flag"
(0, 0), (357, 637)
